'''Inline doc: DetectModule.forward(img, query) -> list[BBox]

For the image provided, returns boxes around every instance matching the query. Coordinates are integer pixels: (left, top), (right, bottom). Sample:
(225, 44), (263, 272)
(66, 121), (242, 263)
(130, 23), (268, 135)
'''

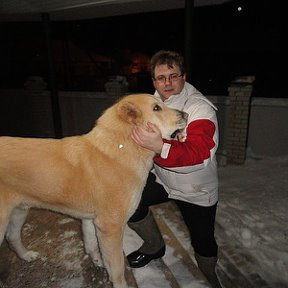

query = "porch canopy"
(0, 0), (233, 21)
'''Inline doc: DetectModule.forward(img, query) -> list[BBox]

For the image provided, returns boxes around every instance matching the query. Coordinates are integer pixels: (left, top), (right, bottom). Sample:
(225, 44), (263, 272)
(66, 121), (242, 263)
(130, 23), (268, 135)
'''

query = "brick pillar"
(226, 76), (255, 164)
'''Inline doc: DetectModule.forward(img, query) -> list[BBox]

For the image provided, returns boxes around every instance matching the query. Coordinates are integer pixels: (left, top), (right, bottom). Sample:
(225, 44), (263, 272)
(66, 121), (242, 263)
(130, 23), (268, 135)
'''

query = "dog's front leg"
(95, 218), (127, 288)
(81, 219), (103, 267)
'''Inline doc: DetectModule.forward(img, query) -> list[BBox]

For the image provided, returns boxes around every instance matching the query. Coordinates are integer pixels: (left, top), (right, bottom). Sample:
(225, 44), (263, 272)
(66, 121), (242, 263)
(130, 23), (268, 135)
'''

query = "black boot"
(127, 210), (165, 268)
(195, 253), (222, 288)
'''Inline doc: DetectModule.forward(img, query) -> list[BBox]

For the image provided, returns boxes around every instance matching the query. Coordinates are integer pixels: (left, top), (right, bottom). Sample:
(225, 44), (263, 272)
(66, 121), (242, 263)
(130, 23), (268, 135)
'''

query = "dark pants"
(129, 173), (218, 257)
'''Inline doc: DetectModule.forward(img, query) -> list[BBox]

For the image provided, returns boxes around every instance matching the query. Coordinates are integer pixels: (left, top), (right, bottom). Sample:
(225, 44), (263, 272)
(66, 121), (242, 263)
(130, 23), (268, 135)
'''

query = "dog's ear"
(117, 101), (142, 124)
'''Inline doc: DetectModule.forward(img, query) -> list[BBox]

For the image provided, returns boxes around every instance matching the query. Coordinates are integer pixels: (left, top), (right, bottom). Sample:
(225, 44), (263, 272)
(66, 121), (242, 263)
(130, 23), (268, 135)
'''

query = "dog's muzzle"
(170, 111), (188, 138)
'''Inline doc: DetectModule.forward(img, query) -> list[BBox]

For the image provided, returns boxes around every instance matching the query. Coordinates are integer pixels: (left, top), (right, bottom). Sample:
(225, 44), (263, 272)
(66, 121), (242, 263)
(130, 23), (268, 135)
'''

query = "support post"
(185, 0), (194, 83)
(225, 76), (255, 164)
(42, 13), (63, 138)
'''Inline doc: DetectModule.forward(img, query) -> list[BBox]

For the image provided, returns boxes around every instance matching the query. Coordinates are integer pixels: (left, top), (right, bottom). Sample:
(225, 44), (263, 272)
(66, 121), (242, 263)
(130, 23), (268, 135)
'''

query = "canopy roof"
(0, 0), (234, 21)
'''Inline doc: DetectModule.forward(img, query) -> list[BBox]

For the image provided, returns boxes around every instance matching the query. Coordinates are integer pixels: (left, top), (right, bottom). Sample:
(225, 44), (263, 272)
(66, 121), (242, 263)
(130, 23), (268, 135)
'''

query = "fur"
(0, 93), (187, 288)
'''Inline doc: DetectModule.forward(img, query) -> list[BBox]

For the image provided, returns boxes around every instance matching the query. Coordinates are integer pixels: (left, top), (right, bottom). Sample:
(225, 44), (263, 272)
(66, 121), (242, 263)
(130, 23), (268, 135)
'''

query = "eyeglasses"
(154, 73), (183, 83)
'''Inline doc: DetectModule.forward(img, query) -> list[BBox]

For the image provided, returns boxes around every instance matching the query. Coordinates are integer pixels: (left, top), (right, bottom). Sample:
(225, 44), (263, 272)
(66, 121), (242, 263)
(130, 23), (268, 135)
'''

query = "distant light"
(237, 6), (242, 12)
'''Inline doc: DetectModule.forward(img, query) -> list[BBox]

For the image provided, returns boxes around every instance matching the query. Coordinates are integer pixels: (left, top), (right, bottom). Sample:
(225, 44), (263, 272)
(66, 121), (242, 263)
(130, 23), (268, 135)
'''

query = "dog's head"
(116, 94), (188, 139)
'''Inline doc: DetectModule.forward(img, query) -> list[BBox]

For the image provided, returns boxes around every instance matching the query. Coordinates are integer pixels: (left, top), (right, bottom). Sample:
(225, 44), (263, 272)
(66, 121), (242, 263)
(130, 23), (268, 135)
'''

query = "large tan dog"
(0, 93), (187, 288)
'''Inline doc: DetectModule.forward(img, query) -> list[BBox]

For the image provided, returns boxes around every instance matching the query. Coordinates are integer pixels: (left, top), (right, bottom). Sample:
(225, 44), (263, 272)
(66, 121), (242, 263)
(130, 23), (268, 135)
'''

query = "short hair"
(150, 50), (185, 78)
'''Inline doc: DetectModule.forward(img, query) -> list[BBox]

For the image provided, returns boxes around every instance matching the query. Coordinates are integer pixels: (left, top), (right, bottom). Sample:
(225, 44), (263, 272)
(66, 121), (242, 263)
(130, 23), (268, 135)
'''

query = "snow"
(55, 155), (287, 287)
(3, 155), (287, 288)
(122, 155), (288, 287)
(215, 155), (288, 287)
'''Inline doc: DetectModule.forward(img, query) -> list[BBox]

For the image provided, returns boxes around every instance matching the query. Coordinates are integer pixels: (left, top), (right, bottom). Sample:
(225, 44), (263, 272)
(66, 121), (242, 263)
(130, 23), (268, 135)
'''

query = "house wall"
(1, 89), (288, 162)
(206, 95), (288, 159)
(247, 98), (288, 157)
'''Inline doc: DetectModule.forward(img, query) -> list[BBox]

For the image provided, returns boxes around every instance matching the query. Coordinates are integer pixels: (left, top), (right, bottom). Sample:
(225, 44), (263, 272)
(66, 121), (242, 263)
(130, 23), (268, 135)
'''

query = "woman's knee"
(129, 206), (149, 223)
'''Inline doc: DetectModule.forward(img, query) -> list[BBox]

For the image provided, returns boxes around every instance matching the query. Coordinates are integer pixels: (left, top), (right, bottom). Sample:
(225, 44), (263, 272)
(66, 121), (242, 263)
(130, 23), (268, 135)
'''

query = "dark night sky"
(0, 0), (285, 97)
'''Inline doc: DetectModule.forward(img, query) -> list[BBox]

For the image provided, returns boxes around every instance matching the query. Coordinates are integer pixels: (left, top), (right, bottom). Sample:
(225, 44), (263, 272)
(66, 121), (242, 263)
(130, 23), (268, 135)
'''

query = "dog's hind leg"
(81, 219), (103, 267)
(0, 199), (11, 288)
(95, 218), (127, 288)
(0, 209), (9, 249)
(6, 206), (39, 262)
(0, 192), (15, 249)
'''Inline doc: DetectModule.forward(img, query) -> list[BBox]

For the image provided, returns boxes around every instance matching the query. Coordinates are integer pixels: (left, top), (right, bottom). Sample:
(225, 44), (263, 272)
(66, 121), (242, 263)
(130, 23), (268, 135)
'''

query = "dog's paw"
(84, 248), (104, 267)
(92, 258), (104, 267)
(21, 250), (40, 262)
(87, 251), (103, 267)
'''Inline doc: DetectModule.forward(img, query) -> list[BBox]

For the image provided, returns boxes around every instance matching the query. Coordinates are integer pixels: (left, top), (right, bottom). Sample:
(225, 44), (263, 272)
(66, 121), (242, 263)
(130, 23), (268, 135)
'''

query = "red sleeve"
(153, 119), (216, 168)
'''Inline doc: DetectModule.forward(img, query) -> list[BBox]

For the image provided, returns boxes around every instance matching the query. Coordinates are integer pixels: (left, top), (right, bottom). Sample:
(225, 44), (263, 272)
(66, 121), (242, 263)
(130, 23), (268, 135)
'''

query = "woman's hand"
(131, 122), (163, 154)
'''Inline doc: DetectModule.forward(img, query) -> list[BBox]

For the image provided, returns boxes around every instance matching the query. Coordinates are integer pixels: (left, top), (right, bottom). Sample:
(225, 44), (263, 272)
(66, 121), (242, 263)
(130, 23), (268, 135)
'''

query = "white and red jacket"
(152, 82), (219, 207)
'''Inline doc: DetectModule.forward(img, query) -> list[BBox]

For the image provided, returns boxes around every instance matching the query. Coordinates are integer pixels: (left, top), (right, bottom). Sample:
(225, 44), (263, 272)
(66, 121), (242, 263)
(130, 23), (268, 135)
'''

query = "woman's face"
(152, 64), (186, 101)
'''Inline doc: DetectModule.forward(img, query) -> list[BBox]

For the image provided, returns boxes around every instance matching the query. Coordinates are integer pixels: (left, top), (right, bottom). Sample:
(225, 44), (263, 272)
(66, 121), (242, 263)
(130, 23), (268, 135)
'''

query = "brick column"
(225, 76), (255, 164)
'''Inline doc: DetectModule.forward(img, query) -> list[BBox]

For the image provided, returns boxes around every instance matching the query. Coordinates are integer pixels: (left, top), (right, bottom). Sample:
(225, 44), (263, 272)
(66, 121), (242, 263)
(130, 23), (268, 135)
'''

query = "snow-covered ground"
(216, 155), (288, 287)
(1, 155), (287, 288)
(123, 155), (288, 288)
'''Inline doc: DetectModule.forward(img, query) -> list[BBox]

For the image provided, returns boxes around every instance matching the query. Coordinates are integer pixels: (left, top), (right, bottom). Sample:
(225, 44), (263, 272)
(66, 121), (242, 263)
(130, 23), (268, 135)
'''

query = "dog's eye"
(153, 104), (162, 111)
